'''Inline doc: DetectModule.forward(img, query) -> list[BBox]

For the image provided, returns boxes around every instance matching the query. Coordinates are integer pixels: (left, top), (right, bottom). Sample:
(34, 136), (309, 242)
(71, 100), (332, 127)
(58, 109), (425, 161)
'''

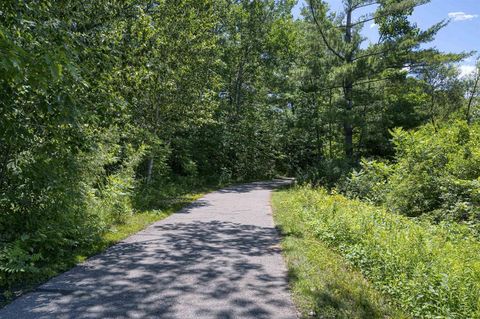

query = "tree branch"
(339, 0), (427, 29)
(352, 1), (380, 11)
(353, 48), (394, 61)
(307, 0), (345, 60)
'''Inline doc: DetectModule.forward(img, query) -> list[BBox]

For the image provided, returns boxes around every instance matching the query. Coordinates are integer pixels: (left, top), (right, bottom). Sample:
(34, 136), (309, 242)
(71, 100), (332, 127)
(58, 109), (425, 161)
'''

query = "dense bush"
(341, 121), (480, 222)
(275, 186), (480, 318)
(0, 139), (145, 289)
(296, 159), (353, 188)
(340, 159), (392, 205)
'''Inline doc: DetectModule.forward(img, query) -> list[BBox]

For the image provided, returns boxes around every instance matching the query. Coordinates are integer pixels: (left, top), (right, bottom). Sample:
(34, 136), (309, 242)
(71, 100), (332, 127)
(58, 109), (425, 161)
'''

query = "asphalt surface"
(0, 180), (298, 319)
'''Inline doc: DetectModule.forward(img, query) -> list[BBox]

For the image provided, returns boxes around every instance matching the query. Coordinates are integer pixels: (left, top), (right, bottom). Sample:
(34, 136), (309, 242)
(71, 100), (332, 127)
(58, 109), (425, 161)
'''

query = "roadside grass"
(272, 186), (480, 319)
(272, 188), (407, 319)
(1, 183), (210, 306)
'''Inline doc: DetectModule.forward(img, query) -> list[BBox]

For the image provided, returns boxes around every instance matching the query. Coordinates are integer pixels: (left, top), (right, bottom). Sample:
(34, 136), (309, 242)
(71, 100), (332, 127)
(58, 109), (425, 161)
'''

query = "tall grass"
(273, 186), (480, 319)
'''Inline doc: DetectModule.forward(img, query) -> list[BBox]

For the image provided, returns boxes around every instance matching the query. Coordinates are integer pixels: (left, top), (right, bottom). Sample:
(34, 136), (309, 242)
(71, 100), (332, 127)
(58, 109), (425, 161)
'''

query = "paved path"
(0, 180), (298, 319)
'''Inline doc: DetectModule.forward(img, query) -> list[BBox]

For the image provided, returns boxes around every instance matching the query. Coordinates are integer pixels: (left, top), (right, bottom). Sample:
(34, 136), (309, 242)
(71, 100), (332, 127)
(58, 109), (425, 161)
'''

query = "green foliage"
(295, 159), (352, 187)
(0, 0), (297, 296)
(1, 0), (478, 311)
(298, 0), (449, 159)
(0, 241), (42, 285)
(274, 187), (480, 318)
(273, 194), (406, 319)
(340, 159), (392, 205)
(342, 121), (480, 222)
(91, 144), (147, 225)
(387, 121), (480, 220)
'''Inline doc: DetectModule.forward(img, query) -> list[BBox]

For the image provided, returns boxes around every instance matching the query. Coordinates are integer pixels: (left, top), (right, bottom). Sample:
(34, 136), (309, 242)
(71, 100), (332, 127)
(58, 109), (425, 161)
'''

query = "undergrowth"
(0, 180), (210, 306)
(273, 186), (480, 319)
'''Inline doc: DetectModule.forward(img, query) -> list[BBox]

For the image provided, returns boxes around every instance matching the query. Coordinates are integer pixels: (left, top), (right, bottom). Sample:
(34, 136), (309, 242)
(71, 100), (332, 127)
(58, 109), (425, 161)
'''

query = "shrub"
(0, 139), (146, 290)
(339, 159), (392, 205)
(274, 186), (480, 318)
(296, 159), (352, 187)
(341, 121), (480, 222)
(94, 144), (146, 225)
(386, 121), (480, 220)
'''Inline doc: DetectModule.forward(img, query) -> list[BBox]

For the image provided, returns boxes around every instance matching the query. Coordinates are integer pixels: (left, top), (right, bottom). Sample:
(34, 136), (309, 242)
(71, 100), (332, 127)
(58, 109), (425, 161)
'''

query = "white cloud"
(448, 12), (478, 21)
(459, 65), (476, 78)
(370, 23), (378, 29)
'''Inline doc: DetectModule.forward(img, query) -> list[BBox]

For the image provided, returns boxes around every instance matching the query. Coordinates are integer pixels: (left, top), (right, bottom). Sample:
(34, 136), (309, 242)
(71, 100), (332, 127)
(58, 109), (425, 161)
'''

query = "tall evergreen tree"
(305, 0), (446, 159)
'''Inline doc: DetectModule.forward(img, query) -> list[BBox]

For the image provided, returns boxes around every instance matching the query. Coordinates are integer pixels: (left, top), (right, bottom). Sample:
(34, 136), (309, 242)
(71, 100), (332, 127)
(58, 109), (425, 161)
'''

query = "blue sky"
(293, 0), (480, 75)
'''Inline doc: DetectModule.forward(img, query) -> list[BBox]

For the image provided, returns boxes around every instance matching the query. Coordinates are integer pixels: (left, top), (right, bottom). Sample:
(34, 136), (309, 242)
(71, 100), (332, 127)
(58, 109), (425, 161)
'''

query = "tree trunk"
(313, 93), (322, 161)
(429, 92), (437, 131)
(328, 89), (333, 159)
(147, 157), (154, 184)
(234, 62), (244, 115)
(343, 3), (354, 159)
(344, 84), (353, 159)
(467, 70), (479, 125)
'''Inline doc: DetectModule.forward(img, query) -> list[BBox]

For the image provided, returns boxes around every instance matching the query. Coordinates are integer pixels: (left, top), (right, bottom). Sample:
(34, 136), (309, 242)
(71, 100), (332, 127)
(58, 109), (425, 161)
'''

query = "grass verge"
(272, 186), (480, 319)
(273, 189), (406, 319)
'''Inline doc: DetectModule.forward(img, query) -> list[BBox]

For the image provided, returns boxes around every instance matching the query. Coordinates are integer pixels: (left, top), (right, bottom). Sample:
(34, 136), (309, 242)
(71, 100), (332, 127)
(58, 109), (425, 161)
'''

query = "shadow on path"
(217, 180), (293, 194)
(2, 222), (294, 318)
(0, 179), (296, 318)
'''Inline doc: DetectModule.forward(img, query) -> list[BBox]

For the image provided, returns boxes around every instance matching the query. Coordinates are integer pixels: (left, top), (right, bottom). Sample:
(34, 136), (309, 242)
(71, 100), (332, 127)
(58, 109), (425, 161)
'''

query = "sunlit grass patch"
(273, 186), (480, 318)
(273, 191), (405, 319)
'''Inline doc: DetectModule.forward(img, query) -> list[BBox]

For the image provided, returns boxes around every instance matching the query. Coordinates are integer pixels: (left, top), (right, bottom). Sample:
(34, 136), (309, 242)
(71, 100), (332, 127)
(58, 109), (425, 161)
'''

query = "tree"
(465, 58), (480, 124)
(208, 0), (296, 180)
(305, 0), (446, 160)
(416, 62), (464, 128)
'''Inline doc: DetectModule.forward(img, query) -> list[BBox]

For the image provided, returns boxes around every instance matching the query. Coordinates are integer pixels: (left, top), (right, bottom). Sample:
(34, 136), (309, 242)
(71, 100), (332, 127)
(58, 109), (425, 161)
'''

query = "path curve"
(0, 180), (298, 319)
